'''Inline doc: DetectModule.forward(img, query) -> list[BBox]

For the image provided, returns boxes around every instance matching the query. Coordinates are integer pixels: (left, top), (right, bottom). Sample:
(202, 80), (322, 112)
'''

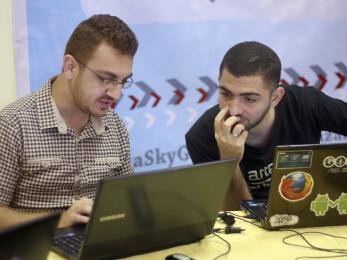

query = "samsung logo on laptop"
(99, 213), (126, 223)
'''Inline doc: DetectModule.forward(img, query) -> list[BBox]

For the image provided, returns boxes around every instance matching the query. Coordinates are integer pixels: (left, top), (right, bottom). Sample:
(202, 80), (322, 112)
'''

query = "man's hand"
(58, 197), (93, 228)
(214, 106), (248, 160)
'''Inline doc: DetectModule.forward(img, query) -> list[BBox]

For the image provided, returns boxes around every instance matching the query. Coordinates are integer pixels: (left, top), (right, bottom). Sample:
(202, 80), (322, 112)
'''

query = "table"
(48, 212), (347, 259)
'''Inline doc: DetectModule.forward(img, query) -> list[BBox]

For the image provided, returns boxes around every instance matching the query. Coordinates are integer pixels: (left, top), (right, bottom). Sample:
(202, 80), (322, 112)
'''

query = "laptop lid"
(264, 143), (347, 230)
(69, 159), (237, 259)
(0, 213), (60, 260)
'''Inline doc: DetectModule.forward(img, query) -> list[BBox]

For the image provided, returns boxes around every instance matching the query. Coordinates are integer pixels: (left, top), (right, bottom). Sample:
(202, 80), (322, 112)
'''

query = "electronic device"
(165, 253), (194, 260)
(241, 143), (347, 230)
(53, 159), (238, 259)
(0, 213), (60, 260)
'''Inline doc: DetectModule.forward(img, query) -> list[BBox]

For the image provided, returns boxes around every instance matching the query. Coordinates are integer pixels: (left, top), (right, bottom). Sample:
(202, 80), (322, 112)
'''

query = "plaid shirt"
(0, 78), (133, 211)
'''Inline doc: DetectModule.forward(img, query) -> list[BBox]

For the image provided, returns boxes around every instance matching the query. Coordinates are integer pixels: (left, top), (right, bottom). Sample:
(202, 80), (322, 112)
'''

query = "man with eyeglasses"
(0, 14), (138, 229)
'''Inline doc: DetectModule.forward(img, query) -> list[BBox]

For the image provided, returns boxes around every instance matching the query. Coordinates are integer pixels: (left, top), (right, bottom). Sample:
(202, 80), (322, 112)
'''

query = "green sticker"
(310, 194), (331, 216)
(337, 193), (347, 215)
(310, 193), (347, 216)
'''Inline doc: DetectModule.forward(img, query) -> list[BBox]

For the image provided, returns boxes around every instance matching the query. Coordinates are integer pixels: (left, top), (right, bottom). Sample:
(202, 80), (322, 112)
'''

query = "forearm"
(0, 205), (49, 230)
(222, 166), (252, 210)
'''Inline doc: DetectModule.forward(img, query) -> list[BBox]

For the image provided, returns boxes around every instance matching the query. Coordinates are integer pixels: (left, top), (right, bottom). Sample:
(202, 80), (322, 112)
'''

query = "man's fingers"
(79, 197), (94, 207)
(74, 214), (90, 224)
(73, 199), (93, 216)
(239, 129), (248, 141)
(231, 123), (246, 137)
(223, 116), (241, 137)
(214, 106), (229, 135)
(59, 198), (94, 228)
(78, 204), (93, 216)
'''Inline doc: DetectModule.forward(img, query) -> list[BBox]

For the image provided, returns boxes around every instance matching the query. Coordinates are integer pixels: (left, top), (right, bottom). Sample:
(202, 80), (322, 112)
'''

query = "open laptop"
(241, 143), (347, 230)
(53, 159), (237, 259)
(0, 213), (60, 260)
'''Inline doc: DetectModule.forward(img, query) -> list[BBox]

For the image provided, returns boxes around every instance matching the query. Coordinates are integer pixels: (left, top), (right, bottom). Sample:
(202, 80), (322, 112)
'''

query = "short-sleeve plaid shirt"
(0, 78), (133, 211)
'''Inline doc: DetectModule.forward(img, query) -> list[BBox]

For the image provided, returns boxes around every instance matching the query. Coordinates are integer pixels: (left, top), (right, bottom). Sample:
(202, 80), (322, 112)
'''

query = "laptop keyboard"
(53, 234), (84, 256)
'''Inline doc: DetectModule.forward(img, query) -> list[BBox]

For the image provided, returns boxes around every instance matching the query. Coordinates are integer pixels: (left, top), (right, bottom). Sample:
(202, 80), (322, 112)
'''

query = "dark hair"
(64, 14), (138, 63)
(219, 41), (281, 89)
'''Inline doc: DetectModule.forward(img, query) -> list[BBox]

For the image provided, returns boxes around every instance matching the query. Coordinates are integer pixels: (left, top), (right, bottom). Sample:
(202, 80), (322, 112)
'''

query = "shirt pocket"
(80, 157), (122, 187)
(21, 157), (70, 190)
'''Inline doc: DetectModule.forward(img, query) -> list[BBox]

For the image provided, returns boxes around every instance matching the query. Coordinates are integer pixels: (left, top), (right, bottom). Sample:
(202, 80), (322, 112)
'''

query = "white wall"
(0, 0), (16, 109)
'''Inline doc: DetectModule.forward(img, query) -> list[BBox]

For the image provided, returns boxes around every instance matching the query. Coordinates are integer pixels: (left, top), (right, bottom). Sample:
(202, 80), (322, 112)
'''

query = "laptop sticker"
(279, 171), (314, 202)
(310, 194), (333, 216)
(322, 155), (347, 173)
(276, 150), (313, 169)
(269, 214), (299, 227)
(310, 193), (347, 216)
(336, 193), (347, 215)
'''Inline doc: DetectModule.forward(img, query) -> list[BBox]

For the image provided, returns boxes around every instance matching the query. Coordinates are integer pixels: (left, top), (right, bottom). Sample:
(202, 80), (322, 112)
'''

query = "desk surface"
(48, 212), (347, 260)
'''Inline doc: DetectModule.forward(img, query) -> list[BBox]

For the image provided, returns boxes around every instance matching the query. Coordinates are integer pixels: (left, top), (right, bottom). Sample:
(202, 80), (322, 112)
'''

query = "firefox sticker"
(279, 171), (314, 201)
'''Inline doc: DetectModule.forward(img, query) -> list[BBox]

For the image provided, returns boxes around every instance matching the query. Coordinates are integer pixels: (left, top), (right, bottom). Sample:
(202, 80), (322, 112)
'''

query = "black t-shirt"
(185, 85), (347, 198)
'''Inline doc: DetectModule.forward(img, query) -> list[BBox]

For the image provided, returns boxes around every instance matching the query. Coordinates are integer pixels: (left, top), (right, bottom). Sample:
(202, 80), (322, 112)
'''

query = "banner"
(13, 0), (347, 172)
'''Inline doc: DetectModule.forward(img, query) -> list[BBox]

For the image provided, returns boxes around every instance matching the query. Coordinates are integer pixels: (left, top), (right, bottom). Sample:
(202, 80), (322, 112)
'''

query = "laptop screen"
(0, 213), (60, 260)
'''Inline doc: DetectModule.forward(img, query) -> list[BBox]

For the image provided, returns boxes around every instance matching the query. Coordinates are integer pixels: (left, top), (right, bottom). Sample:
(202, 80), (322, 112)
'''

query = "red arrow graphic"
(317, 74), (327, 91)
(298, 76), (309, 87)
(335, 72), (346, 89)
(280, 79), (289, 86)
(197, 88), (208, 103)
(174, 90), (185, 105)
(150, 92), (161, 107)
(129, 95), (139, 110)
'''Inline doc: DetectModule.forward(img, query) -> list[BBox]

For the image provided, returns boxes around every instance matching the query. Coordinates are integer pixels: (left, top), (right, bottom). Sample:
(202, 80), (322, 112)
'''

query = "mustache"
(223, 112), (242, 121)
(99, 96), (115, 102)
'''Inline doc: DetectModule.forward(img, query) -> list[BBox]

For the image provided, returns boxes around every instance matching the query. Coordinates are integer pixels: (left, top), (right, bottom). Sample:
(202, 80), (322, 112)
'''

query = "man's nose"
(228, 99), (242, 116)
(107, 86), (122, 101)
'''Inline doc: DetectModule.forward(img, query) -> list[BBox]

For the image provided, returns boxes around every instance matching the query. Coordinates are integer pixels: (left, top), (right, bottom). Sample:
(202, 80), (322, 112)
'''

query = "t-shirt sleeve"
(303, 87), (347, 136)
(0, 114), (22, 205)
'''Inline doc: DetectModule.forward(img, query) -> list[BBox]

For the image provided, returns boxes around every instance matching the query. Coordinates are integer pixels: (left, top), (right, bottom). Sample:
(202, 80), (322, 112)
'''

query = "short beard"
(245, 100), (272, 131)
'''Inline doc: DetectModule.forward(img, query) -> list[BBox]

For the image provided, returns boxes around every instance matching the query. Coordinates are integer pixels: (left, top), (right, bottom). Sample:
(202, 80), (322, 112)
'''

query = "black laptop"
(241, 143), (347, 230)
(52, 159), (238, 259)
(0, 213), (60, 260)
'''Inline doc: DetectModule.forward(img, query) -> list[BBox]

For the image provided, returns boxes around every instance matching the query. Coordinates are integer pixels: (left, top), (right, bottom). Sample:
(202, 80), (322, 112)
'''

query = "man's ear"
(63, 54), (78, 80)
(270, 86), (285, 108)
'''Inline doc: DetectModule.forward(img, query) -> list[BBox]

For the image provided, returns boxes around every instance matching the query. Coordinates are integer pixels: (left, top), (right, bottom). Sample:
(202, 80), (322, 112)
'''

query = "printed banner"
(13, 0), (347, 172)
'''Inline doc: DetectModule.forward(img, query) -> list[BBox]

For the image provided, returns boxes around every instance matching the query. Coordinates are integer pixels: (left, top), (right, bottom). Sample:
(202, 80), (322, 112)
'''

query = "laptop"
(0, 213), (60, 260)
(241, 143), (347, 230)
(53, 159), (238, 259)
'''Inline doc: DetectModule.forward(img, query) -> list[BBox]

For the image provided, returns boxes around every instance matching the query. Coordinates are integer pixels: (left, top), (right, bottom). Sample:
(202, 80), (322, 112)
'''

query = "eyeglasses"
(74, 57), (134, 89)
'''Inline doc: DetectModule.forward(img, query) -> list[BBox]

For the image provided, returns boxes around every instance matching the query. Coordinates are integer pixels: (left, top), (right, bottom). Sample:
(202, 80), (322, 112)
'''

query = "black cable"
(211, 231), (231, 260)
(282, 230), (347, 253)
(294, 254), (347, 260)
(223, 213), (347, 259)
(281, 229), (347, 259)
(226, 211), (263, 228)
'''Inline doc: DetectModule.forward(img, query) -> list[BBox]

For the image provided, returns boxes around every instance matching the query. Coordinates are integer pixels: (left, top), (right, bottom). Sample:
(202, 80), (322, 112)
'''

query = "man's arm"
(215, 106), (252, 210)
(222, 166), (252, 210)
(0, 205), (49, 230)
(0, 198), (93, 230)
(186, 105), (253, 209)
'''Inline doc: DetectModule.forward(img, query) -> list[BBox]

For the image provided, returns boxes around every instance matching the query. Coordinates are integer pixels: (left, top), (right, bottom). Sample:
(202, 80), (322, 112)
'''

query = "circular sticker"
(279, 171), (314, 202)
(323, 156), (335, 168)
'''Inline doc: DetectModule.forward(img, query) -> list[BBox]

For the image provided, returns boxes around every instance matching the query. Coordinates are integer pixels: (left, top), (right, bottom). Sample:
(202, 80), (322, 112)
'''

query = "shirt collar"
(37, 77), (106, 135)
